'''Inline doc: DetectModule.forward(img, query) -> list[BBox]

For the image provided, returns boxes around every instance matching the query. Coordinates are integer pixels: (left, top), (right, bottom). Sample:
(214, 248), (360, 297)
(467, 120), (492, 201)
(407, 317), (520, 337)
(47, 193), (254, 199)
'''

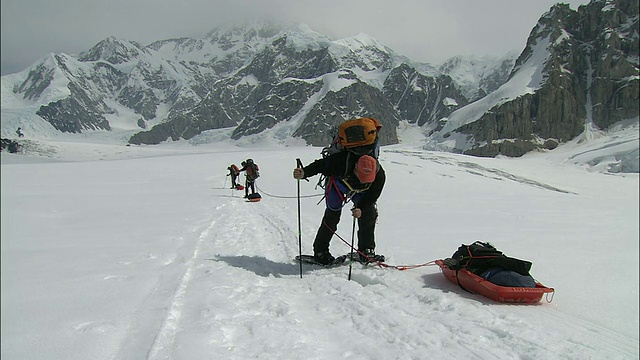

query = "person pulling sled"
(227, 164), (242, 190)
(293, 118), (386, 265)
(239, 158), (261, 201)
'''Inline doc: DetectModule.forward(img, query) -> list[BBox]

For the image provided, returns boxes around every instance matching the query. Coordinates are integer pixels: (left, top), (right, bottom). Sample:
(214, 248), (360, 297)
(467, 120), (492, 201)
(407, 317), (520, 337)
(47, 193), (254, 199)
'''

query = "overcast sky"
(1, 0), (592, 76)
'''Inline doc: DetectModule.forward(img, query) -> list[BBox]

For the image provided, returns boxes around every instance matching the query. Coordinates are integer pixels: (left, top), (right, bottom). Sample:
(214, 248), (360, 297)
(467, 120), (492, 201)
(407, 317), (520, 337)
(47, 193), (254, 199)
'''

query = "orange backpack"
(316, 118), (382, 191)
(337, 118), (382, 149)
(245, 160), (259, 180)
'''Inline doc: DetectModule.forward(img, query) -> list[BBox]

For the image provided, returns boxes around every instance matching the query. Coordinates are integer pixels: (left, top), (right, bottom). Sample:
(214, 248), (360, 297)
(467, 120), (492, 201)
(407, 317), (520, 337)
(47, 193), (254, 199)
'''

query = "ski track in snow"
(112, 181), (638, 360)
(146, 224), (209, 360)
(385, 149), (576, 194)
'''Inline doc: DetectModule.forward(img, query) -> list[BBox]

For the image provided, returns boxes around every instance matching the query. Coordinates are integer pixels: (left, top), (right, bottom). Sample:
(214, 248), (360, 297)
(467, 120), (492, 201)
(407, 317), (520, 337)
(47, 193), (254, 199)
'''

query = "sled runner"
(436, 259), (554, 304)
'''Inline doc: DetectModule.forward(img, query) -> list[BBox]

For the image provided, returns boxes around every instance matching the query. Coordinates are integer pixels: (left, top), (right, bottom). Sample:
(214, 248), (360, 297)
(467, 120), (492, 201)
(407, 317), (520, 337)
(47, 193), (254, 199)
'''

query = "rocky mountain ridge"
(1, 0), (637, 161)
(430, 0), (638, 157)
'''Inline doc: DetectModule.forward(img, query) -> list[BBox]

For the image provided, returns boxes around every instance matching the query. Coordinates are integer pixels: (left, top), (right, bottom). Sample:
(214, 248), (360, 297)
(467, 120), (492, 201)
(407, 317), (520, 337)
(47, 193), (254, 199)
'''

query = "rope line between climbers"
(228, 183), (436, 270)
(255, 184), (323, 199)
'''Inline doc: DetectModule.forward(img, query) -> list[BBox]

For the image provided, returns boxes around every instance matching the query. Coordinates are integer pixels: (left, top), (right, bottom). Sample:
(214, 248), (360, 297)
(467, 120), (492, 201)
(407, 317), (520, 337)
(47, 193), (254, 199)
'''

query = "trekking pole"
(296, 158), (304, 278)
(348, 215), (356, 281)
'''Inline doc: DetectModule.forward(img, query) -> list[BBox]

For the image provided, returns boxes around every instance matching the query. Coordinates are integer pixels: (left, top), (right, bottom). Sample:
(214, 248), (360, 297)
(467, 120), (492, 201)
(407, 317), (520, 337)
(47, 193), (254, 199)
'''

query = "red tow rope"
(324, 222), (439, 271)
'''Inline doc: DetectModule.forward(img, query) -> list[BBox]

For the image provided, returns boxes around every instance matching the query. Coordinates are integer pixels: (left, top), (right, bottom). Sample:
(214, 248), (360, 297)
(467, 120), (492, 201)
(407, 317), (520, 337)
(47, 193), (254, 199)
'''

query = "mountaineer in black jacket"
(293, 152), (385, 265)
(238, 159), (259, 198)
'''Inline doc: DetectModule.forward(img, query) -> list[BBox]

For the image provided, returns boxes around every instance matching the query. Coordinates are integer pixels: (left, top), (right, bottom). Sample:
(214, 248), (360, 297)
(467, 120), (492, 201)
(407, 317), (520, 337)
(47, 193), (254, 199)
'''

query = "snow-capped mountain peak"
(1, 1), (637, 173)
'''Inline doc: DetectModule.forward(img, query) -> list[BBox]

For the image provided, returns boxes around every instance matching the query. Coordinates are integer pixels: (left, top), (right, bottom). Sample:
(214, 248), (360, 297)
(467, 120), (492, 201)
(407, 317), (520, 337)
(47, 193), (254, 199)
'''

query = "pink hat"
(355, 155), (377, 183)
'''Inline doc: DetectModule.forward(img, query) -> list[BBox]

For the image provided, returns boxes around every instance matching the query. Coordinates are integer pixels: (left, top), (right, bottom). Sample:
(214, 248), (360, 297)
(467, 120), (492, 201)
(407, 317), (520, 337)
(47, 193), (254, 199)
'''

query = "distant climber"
(227, 164), (241, 189)
(238, 159), (260, 199)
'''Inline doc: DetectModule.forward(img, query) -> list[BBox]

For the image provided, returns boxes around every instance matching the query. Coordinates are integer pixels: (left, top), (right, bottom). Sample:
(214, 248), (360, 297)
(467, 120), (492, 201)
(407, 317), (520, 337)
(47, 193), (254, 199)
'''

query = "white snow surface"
(1, 128), (638, 359)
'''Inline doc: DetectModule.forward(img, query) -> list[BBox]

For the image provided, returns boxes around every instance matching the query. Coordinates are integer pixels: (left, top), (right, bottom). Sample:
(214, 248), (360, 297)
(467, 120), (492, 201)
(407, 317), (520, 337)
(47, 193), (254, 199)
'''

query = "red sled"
(235, 184), (245, 190)
(435, 259), (554, 304)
